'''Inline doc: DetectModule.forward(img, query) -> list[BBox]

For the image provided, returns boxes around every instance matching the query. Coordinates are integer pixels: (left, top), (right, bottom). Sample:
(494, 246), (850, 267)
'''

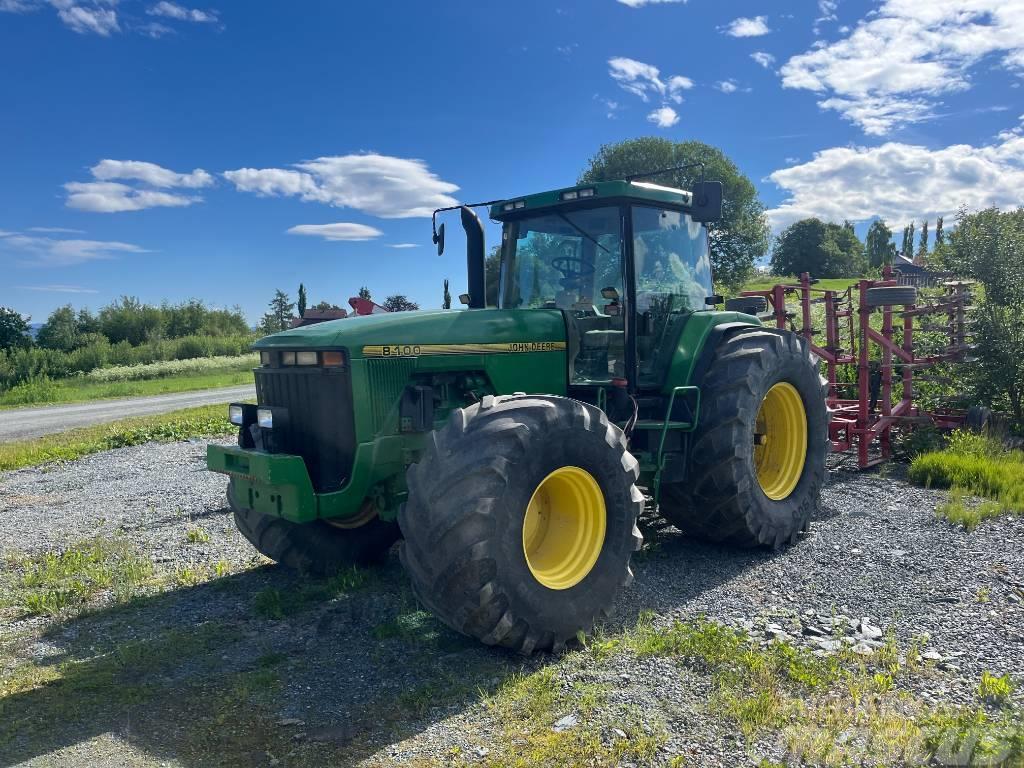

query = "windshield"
(498, 206), (623, 311)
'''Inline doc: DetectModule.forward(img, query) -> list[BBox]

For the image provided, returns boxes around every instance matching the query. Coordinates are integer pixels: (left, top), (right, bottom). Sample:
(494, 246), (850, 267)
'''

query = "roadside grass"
(909, 430), (1024, 530)
(0, 403), (237, 471)
(735, 275), (861, 297)
(0, 366), (253, 409)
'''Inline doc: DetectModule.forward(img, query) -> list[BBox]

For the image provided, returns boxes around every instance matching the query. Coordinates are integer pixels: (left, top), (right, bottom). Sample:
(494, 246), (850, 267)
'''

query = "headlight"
(296, 351), (318, 366)
(260, 351), (273, 366)
(229, 404), (245, 425)
(280, 351), (296, 366)
(257, 407), (274, 429)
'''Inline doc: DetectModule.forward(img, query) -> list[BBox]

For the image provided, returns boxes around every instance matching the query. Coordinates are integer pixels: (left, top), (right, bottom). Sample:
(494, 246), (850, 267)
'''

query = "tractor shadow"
(0, 501), (808, 767)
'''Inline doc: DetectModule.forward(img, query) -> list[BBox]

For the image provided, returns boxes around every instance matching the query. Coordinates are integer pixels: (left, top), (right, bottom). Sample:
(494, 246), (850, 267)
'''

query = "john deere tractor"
(208, 170), (827, 653)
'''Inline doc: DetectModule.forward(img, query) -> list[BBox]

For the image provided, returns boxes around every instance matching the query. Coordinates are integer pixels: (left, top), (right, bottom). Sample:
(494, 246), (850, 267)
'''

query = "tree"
(579, 137), (770, 289)
(99, 296), (164, 345)
(901, 221), (916, 259)
(915, 220), (929, 263)
(485, 246), (501, 307)
(442, 279), (451, 310)
(259, 289), (295, 334)
(297, 283), (307, 317)
(864, 219), (896, 269)
(0, 307), (31, 350)
(358, 286), (372, 301)
(312, 300), (343, 311)
(935, 216), (945, 247)
(383, 294), (419, 312)
(770, 218), (865, 278)
(950, 207), (1024, 427)
(36, 305), (80, 351)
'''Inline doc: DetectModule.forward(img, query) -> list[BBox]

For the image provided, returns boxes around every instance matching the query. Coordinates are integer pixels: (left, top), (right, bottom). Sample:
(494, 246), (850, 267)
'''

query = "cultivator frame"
(740, 268), (975, 468)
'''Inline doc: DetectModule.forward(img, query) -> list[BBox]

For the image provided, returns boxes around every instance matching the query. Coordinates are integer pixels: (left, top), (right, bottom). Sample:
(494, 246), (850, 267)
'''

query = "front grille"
(254, 367), (356, 493)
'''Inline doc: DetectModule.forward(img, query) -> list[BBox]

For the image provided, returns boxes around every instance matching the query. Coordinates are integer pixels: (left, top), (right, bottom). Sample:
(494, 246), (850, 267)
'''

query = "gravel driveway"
(1, 441), (1022, 766)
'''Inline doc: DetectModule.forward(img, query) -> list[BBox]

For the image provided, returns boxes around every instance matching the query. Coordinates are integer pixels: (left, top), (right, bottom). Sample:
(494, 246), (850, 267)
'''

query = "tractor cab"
(488, 179), (720, 391)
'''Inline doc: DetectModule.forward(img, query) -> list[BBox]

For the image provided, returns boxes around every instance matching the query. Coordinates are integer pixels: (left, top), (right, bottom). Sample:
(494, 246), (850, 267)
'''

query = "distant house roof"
(894, 255), (926, 274)
(290, 308), (347, 328)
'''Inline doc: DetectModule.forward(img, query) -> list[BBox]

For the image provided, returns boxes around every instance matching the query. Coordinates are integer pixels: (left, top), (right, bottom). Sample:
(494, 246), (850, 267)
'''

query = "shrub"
(85, 354), (257, 382)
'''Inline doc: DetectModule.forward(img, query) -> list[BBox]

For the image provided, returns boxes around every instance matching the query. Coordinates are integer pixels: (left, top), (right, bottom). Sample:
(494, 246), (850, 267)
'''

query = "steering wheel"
(551, 256), (595, 285)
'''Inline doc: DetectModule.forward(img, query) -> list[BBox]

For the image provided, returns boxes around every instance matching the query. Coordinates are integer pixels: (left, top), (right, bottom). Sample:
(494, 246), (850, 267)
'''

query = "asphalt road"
(0, 385), (255, 442)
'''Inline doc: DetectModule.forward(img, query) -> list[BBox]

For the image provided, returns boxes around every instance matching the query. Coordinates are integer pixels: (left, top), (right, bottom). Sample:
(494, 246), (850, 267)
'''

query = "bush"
(0, 334), (254, 392)
(85, 354), (257, 383)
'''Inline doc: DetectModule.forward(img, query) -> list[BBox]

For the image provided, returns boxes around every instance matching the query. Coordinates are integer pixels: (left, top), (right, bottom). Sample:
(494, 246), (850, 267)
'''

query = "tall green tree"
(485, 246), (501, 307)
(917, 221), (929, 260)
(771, 218), (865, 278)
(297, 283), (307, 317)
(259, 289), (295, 334)
(383, 294), (419, 312)
(579, 137), (770, 289)
(99, 296), (164, 345)
(358, 286), (372, 301)
(0, 307), (31, 351)
(950, 207), (1024, 426)
(934, 216), (945, 246)
(864, 219), (896, 268)
(36, 305), (80, 351)
(442, 279), (451, 310)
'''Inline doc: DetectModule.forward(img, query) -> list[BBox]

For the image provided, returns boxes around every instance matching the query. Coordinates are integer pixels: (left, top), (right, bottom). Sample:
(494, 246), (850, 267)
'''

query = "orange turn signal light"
(321, 350), (345, 367)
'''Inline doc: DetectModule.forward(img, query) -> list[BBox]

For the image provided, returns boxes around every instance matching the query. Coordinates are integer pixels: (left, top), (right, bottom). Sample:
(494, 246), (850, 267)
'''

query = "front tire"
(398, 395), (644, 653)
(228, 480), (399, 574)
(659, 327), (828, 548)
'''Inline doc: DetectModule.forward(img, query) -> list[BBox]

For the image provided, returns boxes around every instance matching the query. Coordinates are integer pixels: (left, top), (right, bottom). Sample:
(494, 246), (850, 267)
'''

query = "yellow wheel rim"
(522, 466), (606, 590)
(753, 382), (808, 500)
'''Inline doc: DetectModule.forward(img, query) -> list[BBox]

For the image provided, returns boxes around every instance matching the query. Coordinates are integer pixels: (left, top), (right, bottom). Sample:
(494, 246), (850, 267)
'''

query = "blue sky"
(2, 0), (1022, 324)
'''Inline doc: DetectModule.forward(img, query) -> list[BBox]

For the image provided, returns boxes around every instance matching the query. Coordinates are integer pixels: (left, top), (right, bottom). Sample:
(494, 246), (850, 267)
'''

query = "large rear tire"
(659, 327), (828, 548)
(398, 395), (644, 653)
(228, 480), (399, 574)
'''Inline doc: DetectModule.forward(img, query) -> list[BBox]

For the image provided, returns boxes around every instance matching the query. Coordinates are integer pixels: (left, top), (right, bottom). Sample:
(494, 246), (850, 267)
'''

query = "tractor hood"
(253, 309), (567, 359)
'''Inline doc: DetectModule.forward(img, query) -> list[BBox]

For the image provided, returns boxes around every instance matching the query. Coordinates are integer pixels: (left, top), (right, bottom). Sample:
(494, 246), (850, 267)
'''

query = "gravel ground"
(1, 441), (1023, 767)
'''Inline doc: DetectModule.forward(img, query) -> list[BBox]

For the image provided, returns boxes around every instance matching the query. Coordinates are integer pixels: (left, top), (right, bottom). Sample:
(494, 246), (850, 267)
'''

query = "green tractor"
(208, 170), (828, 653)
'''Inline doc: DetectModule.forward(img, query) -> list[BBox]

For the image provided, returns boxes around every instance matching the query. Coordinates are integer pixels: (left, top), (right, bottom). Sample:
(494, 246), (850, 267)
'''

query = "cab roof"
(489, 179), (694, 219)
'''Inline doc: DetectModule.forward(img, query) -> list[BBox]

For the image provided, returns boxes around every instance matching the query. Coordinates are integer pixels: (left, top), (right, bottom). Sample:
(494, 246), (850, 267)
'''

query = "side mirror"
(691, 181), (723, 223)
(458, 293), (471, 306)
(433, 222), (445, 256)
(705, 294), (723, 307)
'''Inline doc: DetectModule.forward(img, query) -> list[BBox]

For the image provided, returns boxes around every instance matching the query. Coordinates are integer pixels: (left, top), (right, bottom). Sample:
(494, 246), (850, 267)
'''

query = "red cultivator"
(738, 268), (977, 468)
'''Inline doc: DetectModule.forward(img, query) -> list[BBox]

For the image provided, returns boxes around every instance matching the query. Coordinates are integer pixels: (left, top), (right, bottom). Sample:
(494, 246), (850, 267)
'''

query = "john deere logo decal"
(362, 342), (566, 357)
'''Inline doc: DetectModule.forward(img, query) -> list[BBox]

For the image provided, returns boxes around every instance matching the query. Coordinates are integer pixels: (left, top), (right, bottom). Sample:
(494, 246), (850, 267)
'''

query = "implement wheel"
(228, 481), (399, 574)
(660, 327), (828, 548)
(398, 395), (643, 654)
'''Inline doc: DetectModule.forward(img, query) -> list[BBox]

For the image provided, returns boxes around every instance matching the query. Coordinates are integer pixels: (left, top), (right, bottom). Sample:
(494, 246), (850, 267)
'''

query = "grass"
(909, 430), (1024, 530)
(0, 539), (159, 617)
(251, 567), (369, 620)
(0, 403), (238, 471)
(0, 366), (253, 409)
(185, 526), (211, 544)
(577, 613), (1024, 766)
(735, 275), (862, 296)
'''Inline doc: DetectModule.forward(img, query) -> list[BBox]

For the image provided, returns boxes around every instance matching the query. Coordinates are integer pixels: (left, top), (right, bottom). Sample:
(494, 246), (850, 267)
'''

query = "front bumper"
(208, 444), (317, 523)
(207, 435), (409, 525)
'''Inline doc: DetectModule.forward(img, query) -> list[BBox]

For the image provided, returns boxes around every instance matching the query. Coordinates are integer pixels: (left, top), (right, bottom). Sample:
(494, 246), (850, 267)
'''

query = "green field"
(735, 275), (862, 296)
(0, 355), (256, 409)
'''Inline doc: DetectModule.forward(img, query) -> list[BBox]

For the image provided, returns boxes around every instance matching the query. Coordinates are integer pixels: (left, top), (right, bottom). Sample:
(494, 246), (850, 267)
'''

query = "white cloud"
(814, 0), (838, 34)
(286, 223), (383, 241)
(20, 284), (99, 293)
(715, 79), (739, 93)
(0, 233), (148, 265)
(0, 0), (36, 11)
(91, 159), (213, 188)
(616, 0), (686, 5)
(766, 125), (1024, 231)
(608, 57), (692, 103)
(53, 2), (119, 36)
(64, 182), (199, 212)
(751, 51), (775, 68)
(27, 226), (85, 233)
(722, 15), (770, 37)
(647, 106), (679, 127)
(147, 1), (216, 22)
(388, 243), (420, 249)
(64, 159), (212, 212)
(224, 154), (459, 219)
(780, 0), (1024, 135)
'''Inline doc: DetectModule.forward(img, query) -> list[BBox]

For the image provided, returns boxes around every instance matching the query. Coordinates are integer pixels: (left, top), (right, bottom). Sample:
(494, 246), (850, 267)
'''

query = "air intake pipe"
(460, 205), (486, 309)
